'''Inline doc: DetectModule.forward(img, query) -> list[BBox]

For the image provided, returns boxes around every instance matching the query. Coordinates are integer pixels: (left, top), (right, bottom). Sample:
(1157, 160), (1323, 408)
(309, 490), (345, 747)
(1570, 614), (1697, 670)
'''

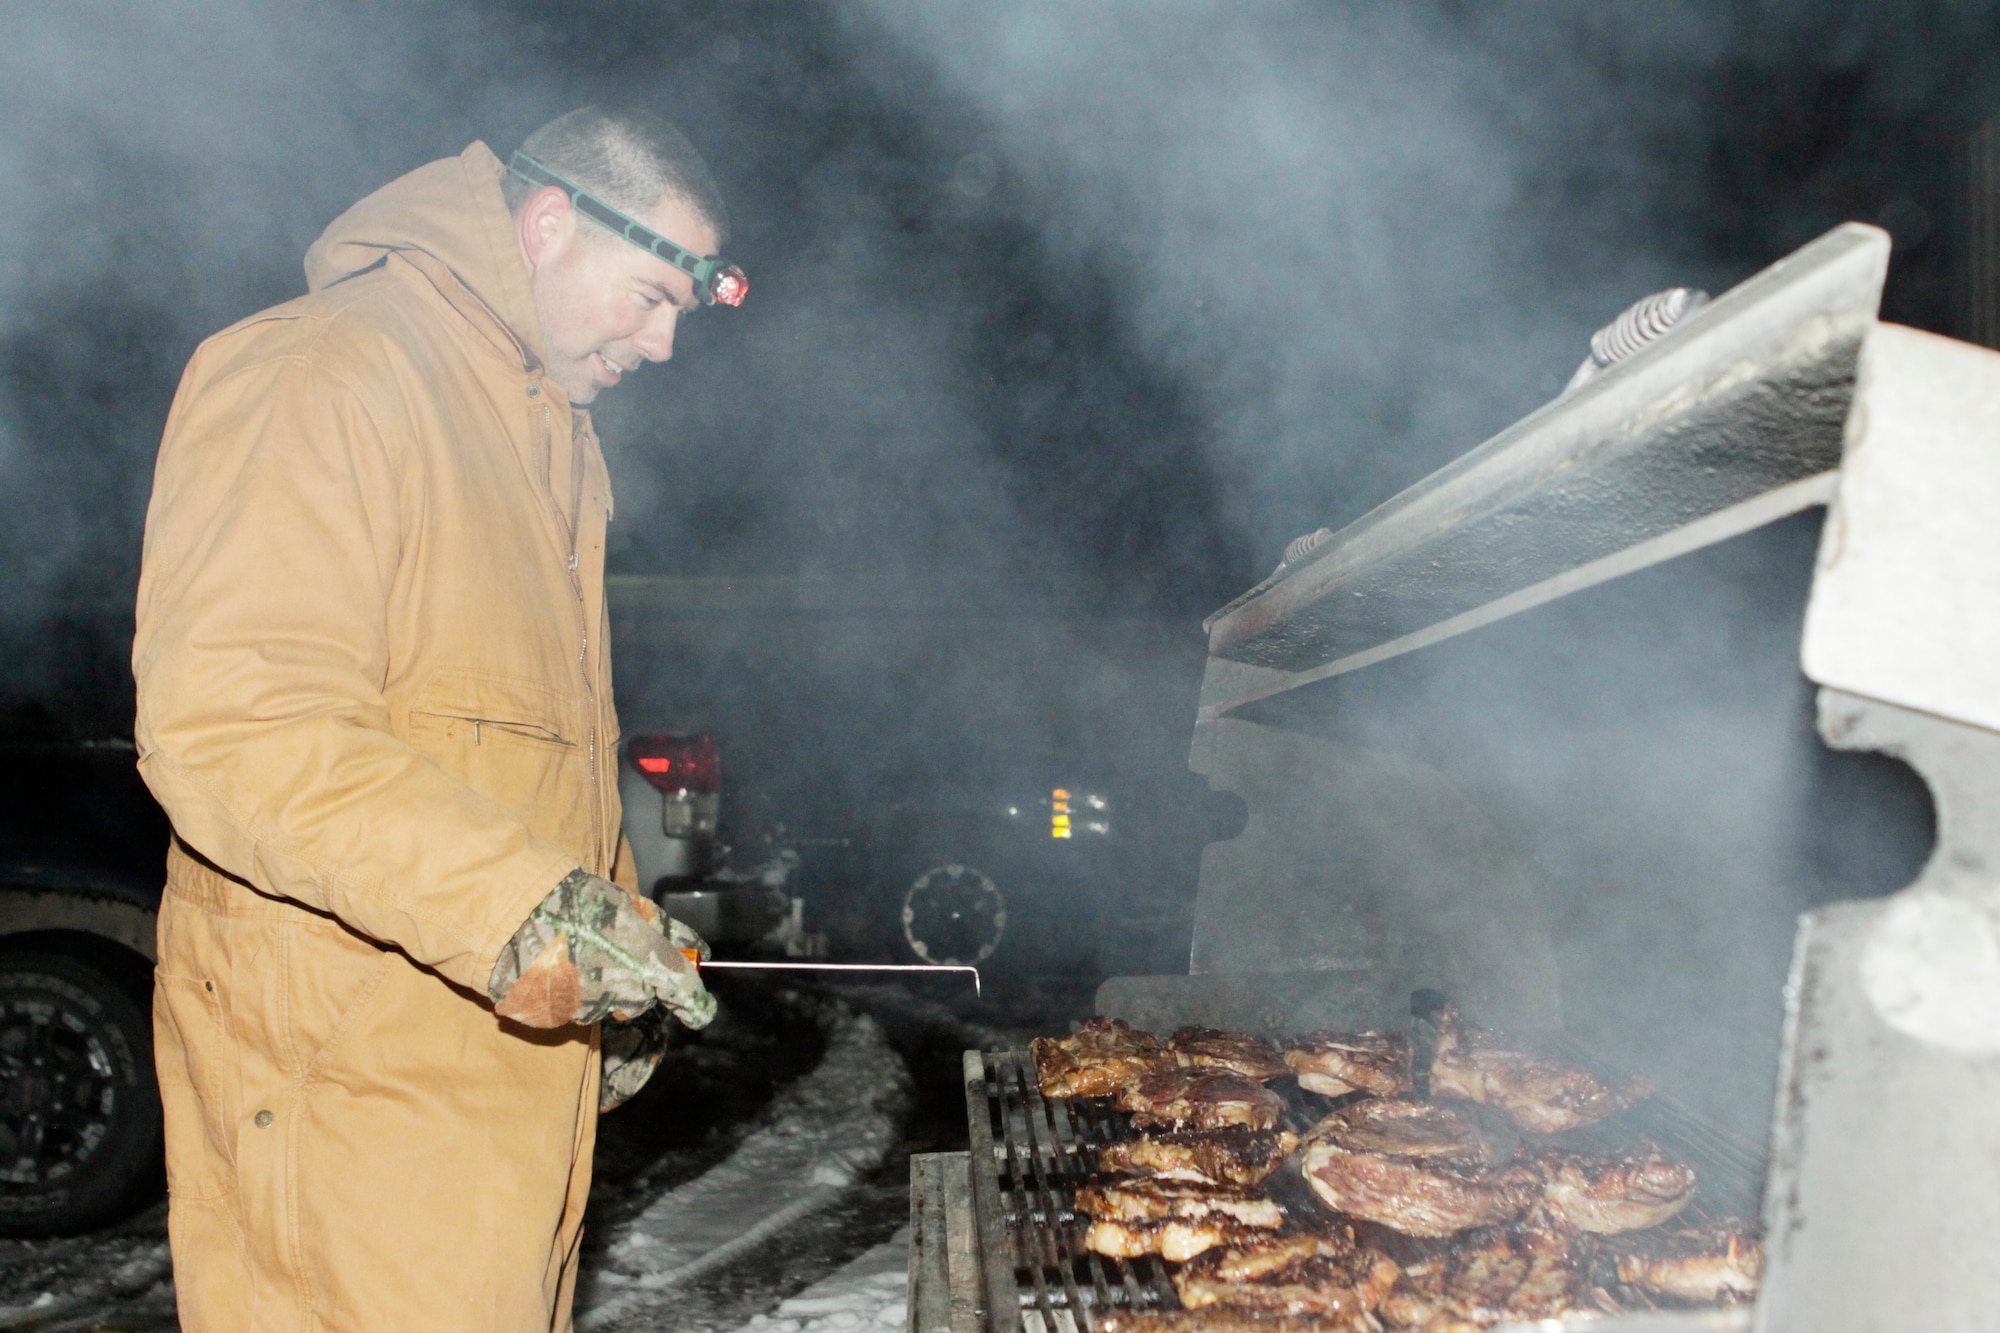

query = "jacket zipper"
(545, 400), (605, 874)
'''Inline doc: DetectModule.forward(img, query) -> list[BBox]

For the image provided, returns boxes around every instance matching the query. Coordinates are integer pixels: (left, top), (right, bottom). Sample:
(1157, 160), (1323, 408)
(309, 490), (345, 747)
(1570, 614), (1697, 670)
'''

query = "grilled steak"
(1082, 1216), (1271, 1263)
(1168, 1027), (1290, 1081)
(1174, 1240), (1402, 1318)
(1614, 1222), (1762, 1303)
(1099, 1311), (1376, 1333)
(1379, 1224), (1609, 1329)
(1116, 1069), (1284, 1131)
(1074, 1179), (1286, 1228)
(1097, 1126), (1300, 1187)
(1430, 1007), (1649, 1134)
(1305, 1097), (1488, 1163)
(1185, 1229), (1357, 1282)
(1300, 1103), (1539, 1236)
(1283, 1030), (1412, 1098)
(1301, 1138), (1542, 1237)
(1536, 1147), (1695, 1234)
(1032, 1017), (1173, 1099)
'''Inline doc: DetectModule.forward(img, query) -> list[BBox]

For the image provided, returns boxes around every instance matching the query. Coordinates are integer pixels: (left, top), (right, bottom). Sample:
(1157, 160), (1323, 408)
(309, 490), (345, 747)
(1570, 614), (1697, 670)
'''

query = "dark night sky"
(0, 0), (1995, 733)
(3, 5), (1995, 611)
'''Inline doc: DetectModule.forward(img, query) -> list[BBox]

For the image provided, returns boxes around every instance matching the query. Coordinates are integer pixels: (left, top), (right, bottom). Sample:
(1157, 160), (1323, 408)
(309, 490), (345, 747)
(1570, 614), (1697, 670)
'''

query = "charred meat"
(1031, 1017), (1173, 1099)
(1283, 1030), (1412, 1098)
(1168, 1027), (1290, 1081)
(1074, 1179), (1286, 1229)
(1301, 1138), (1542, 1238)
(1378, 1224), (1612, 1329)
(1615, 1222), (1763, 1303)
(1174, 1237), (1402, 1319)
(1097, 1126), (1299, 1187)
(1430, 1007), (1650, 1134)
(1083, 1216), (1272, 1263)
(1305, 1097), (1487, 1163)
(1300, 1102), (1539, 1237)
(1536, 1146), (1695, 1234)
(1117, 1069), (1285, 1131)
(1184, 1229), (1358, 1282)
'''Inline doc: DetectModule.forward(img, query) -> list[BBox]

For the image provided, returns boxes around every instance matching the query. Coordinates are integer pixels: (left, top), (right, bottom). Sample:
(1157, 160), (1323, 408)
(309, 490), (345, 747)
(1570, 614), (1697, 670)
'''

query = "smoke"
(0, 2), (1979, 1098)
(842, 3), (1700, 564)
(835, 0), (1958, 1136)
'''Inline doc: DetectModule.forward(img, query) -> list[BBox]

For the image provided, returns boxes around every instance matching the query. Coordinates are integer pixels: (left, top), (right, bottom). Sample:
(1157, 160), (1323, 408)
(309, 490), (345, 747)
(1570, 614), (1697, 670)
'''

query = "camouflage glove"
(488, 868), (717, 1030)
(600, 1006), (675, 1112)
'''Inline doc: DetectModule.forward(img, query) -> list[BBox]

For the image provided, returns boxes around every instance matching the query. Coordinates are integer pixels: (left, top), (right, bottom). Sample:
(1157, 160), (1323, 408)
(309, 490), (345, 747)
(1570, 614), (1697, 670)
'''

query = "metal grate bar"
(994, 1056), (1065, 1327)
(1047, 1091), (1150, 1320)
(1012, 1057), (1097, 1326)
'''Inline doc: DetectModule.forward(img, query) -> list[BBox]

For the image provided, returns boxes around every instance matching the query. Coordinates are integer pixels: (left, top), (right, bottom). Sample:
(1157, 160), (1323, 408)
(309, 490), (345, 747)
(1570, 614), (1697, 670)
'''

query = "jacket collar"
(303, 142), (546, 373)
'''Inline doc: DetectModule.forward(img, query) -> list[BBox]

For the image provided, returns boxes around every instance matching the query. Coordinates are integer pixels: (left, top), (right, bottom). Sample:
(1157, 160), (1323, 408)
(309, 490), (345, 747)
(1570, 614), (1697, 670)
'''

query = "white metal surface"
(1800, 323), (2000, 735)
(1200, 223), (1889, 716)
(1760, 320), (2000, 1331)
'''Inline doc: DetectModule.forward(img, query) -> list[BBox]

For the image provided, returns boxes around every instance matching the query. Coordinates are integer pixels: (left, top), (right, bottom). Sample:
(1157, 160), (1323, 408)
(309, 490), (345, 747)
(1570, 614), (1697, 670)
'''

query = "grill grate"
(962, 1049), (1359, 1333)
(961, 1046), (1764, 1333)
(963, 1049), (1184, 1333)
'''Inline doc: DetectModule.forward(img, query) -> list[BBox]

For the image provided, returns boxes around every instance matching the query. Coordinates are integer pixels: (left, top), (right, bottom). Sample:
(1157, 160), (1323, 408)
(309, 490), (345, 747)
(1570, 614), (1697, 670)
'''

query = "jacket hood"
(303, 141), (543, 368)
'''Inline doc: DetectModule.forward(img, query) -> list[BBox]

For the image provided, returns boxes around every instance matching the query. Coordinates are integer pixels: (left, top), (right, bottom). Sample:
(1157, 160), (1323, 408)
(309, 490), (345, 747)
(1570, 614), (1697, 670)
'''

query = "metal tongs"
(681, 949), (981, 997)
(1409, 988), (1451, 1096)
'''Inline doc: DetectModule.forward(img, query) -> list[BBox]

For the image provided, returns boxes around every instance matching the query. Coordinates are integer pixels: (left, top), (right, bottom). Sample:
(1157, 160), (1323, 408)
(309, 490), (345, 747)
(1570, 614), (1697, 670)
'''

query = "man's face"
(517, 187), (720, 405)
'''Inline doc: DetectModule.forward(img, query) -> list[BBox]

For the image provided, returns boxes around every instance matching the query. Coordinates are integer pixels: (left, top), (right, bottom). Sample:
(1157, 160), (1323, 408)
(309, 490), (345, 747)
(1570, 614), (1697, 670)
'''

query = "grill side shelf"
(911, 1151), (985, 1333)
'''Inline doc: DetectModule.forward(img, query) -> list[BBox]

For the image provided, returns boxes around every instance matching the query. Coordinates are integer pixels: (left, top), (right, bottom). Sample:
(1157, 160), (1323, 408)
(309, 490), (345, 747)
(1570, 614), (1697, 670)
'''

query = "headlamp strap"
(508, 151), (747, 307)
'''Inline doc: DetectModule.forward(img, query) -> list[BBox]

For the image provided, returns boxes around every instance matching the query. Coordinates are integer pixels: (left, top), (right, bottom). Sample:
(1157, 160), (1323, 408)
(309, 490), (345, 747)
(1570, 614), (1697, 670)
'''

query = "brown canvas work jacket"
(134, 141), (633, 1332)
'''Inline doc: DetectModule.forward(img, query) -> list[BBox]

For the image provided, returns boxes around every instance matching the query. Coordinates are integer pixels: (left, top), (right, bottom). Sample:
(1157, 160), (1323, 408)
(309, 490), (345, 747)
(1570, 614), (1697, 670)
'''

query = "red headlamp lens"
(708, 265), (749, 307)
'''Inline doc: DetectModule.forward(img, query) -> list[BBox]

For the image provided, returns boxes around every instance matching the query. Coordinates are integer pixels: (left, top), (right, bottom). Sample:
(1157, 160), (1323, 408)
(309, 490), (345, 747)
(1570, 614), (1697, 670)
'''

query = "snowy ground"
(732, 1231), (911, 1333)
(0, 979), (1052, 1333)
(576, 1001), (912, 1331)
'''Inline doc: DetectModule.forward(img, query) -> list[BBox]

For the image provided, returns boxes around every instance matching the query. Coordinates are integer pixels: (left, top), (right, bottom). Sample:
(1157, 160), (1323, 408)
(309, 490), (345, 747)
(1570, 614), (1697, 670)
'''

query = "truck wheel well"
(0, 929), (155, 1008)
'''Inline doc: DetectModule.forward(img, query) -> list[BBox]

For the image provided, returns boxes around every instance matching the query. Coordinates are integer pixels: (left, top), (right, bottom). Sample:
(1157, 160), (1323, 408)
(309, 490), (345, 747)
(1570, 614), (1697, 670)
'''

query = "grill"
(913, 219), (2000, 1332)
(944, 1027), (1763, 1333)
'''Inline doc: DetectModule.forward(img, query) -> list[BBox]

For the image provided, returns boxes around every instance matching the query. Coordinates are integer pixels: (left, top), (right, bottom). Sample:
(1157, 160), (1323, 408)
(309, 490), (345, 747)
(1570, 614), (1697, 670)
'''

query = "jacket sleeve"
(133, 350), (579, 995)
(610, 833), (641, 895)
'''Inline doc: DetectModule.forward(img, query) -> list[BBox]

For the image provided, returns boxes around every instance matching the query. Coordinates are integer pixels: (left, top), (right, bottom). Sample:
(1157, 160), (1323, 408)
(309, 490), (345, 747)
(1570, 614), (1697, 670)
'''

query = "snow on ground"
(0, 1212), (176, 1332)
(732, 1229), (910, 1333)
(576, 1001), (913, 1330)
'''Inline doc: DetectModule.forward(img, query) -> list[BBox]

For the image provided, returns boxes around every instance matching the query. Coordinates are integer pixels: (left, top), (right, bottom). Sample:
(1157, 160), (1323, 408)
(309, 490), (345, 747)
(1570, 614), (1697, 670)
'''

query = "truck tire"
(901, 860), (1007, 966)
(0, 951), (162, 1236)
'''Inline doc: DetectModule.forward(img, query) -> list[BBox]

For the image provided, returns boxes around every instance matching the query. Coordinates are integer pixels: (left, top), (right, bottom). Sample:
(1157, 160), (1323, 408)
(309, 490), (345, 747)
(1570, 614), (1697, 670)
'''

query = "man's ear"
(517, 185), (575, 269)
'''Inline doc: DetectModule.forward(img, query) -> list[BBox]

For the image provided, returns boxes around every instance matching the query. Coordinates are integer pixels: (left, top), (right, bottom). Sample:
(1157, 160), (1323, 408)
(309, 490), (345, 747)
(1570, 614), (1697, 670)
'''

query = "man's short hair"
(502, 106), (729, 245)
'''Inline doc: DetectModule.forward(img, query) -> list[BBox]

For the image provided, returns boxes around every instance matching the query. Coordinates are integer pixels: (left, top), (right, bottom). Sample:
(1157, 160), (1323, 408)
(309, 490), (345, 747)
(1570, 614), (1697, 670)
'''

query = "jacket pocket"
(404, 667), (585, 847)
(408, 711), (574, 747)
(154, 971), (237, 1200)
(407, 668), (577, 749)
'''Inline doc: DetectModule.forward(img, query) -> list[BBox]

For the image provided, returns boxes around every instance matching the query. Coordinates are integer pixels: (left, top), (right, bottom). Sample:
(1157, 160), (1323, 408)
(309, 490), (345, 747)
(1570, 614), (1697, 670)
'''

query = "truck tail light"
(626, 734), (720, 795)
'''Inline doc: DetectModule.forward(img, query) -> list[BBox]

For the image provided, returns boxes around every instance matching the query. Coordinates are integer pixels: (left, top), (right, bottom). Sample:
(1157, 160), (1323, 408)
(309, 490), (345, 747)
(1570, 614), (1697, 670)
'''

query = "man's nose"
(632, 309), (679, 363)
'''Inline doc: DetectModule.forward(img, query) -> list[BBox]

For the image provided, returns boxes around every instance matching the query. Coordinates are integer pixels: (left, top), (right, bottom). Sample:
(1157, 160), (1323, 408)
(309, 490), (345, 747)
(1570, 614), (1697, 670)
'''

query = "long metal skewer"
(695, 959), (982, 997)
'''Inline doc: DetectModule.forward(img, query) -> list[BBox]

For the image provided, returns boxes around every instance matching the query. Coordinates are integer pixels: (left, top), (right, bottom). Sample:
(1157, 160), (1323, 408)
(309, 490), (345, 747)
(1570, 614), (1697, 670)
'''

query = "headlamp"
(508, 151), (748, 308)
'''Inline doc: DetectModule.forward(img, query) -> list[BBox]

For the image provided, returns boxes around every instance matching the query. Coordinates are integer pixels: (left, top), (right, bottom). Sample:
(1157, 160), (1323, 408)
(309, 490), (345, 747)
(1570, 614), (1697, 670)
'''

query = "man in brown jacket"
(133, 107), (742, 1330)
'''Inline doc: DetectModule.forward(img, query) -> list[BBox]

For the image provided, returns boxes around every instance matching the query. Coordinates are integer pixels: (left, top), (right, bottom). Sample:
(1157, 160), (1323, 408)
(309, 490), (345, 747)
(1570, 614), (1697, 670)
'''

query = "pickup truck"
(0, 728), (788, 1236)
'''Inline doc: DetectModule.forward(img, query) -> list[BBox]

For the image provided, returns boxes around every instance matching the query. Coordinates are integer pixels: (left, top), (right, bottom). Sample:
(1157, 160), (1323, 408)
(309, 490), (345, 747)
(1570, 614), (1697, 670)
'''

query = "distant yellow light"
(1052, 828), (1072, 839)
